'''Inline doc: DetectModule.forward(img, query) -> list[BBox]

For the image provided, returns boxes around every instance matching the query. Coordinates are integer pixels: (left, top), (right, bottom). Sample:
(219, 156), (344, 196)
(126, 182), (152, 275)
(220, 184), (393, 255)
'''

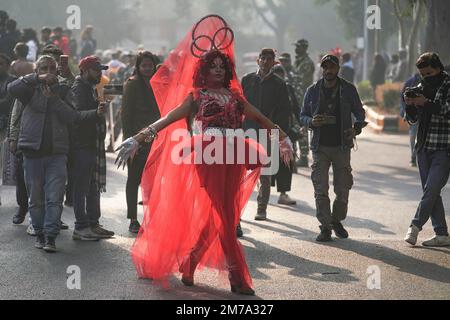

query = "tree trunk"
(392, 0), (407, 49)
(424, 0), (450, 64)
(407, 0), (424, 75)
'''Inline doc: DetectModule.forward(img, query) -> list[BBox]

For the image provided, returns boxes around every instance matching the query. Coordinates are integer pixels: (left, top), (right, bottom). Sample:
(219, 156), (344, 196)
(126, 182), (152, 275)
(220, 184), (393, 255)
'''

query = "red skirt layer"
(131, 134), (266, 287)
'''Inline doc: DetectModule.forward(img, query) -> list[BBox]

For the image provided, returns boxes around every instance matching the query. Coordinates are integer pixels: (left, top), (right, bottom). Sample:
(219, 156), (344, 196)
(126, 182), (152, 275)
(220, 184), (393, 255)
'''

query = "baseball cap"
(79, 56), (109, 72)
(321, 54), (340, 67)
(279, 53), (291, 61)
(293, 39), (309, 47)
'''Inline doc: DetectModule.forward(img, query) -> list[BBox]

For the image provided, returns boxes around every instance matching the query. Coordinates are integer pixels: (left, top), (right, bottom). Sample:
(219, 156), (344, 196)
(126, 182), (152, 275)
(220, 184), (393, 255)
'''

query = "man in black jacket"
(71, 56), (114, 241)
(243, 48), (295, 222)
(7, 55), (103, 252)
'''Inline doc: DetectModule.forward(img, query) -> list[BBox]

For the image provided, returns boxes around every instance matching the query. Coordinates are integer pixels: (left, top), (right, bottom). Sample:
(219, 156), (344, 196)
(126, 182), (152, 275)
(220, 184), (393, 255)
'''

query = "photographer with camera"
(70, 56), (115, 241)
(7, 55), (104, 252)
(300, 54), (366, 242)
(404, 52), (450, 247)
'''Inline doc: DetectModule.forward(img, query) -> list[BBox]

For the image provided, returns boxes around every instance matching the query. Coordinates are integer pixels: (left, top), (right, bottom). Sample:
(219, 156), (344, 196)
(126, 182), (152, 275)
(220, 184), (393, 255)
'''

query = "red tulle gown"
(131, 16), (265, 290)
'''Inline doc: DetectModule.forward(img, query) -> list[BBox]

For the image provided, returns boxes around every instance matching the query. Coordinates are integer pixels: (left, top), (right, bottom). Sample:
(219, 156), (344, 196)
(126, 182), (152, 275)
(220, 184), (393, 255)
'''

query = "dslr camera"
(404, 86), (424, 99)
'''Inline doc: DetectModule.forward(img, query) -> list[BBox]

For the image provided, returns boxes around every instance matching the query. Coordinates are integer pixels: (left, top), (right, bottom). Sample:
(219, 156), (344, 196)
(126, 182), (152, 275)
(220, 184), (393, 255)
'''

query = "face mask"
(423, 72), (445, 87)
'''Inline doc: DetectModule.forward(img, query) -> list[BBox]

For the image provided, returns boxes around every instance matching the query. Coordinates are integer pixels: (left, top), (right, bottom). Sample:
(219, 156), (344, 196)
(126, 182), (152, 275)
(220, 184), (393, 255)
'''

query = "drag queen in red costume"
(116, 15), (293, 296)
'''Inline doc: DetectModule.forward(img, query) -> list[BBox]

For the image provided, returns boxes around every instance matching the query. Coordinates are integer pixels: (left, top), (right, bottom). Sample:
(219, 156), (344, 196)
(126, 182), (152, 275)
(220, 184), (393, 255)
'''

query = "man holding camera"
(300, 54), (366, 242)
(404, 52), (450, 247)
(7, 55), (104, 252)
(70, 56), (115, 241)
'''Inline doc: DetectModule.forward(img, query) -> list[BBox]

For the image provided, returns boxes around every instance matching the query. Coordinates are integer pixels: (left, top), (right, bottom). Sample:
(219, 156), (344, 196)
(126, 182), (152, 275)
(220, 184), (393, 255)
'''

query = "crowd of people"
(0, 12), (449, 296)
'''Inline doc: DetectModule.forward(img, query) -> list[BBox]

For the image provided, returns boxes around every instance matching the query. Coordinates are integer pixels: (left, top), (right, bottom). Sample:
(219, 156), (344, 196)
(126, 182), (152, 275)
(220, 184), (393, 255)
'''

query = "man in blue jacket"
(300, 55), (366, 242)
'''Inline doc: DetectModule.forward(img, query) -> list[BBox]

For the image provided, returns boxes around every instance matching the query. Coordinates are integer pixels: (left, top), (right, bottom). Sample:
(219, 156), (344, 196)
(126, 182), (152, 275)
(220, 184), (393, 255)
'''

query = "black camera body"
(404, 86), (424, 99)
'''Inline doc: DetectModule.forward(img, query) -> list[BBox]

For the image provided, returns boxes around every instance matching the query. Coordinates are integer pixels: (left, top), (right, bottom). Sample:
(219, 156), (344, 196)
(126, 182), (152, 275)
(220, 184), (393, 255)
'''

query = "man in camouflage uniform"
(293, 39), (315, 167)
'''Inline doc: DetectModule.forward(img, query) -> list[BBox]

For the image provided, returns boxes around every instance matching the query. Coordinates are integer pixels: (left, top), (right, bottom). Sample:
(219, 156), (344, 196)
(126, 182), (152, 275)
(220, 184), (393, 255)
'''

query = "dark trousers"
(271, 160), (293, 193)
(412, 150), (450, 236)
(126, 147), (150, 220)
(72, 149), (100, 230)
(16, 154), (29, 211)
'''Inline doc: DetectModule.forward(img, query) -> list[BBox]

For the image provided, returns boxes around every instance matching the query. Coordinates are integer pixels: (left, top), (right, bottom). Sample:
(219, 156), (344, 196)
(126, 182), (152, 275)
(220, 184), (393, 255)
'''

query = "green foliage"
(383, 89), (400, 110)
(357, 80), (374, 103)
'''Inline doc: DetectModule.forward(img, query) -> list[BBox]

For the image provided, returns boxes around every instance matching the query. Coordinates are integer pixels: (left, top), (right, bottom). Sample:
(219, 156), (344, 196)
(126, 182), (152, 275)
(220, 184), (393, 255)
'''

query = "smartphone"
(59, 55), (69, 68)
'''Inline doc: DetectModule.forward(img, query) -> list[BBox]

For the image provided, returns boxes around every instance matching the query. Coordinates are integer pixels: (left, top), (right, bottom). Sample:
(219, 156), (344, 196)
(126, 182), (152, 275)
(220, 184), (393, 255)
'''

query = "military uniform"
(292, 42), (315, 167)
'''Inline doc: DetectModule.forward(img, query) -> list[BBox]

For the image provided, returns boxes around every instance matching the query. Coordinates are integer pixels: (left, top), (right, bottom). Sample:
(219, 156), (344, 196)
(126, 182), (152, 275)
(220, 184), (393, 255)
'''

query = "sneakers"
(27, 224), (36, 236)
(35, 234), (45, 249)
(43, 237), (57, 253)
(278, 194), (297, 206)
(316, 227), (332, 242)
(405, 225), (420, 246)
(91, 225), (115, 238)
(73, 228), (102, 241)
(422, 236), (450, 247)
(332, 222), (349, 239)
(129, 221), (141, 234)
(236, 223), (243, 238)
(13, 208), (28, 225)
(255, 210), (267, 221)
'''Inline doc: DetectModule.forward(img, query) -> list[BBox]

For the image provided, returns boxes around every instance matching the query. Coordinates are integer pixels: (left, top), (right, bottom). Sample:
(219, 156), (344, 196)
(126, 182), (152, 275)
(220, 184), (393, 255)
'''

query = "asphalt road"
(0, 132), (449, 300)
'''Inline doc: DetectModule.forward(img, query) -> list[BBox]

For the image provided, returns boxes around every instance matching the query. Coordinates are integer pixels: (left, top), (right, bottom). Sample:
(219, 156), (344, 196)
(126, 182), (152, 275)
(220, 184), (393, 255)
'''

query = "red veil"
(132, 15), (262, 287)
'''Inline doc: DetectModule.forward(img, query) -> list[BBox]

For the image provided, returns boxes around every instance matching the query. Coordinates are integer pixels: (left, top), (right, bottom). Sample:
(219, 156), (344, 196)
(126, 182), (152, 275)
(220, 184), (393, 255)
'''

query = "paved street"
(0, 131), (449, 300)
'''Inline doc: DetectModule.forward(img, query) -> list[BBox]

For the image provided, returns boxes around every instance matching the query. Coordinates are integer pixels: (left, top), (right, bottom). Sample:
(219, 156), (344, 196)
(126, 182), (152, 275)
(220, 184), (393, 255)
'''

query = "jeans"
(412, 150), (450, 236)
(23, 155), (67, 238)
(311, 146), (354, 230)
(72, 148), (100, 230)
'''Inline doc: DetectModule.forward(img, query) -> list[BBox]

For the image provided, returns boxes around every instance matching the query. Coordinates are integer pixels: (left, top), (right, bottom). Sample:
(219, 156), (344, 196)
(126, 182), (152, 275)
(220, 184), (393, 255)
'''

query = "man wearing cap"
(7, 55), (105, 252)
(71, 56), (115, 241)
(300, 54), (366, 242)
(293, 39), (315, 168)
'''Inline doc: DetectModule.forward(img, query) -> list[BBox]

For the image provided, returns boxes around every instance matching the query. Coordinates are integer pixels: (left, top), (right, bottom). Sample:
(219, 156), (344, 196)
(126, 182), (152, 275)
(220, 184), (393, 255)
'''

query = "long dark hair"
(193, 50), (234, 88)
(133, 50), (159, 79)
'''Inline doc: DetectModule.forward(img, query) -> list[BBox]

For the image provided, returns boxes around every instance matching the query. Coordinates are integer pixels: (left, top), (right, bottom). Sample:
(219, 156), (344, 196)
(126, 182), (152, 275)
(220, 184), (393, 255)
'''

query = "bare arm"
(134, 94), (195, 143)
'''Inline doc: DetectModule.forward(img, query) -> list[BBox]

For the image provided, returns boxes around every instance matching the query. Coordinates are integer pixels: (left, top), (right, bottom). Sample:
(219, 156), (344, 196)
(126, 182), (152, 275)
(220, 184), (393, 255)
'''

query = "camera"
(404, 86), (423, 99)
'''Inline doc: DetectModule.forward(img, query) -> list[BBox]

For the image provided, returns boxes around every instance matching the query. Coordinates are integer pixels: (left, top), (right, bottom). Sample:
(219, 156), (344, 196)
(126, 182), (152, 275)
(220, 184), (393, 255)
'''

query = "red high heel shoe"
(230, 284), (255, 296)
(229, 270), (255, 296)
(179, 256), (196, 287)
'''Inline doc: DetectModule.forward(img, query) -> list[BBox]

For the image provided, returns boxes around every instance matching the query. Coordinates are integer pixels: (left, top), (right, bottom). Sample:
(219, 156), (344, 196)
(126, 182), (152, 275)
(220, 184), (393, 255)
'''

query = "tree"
(423, 0), (450, 64)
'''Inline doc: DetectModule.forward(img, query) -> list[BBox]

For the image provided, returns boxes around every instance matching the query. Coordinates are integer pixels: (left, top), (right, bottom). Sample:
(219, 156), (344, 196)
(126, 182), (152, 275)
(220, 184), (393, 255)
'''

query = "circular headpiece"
(190, 15), (235, 59)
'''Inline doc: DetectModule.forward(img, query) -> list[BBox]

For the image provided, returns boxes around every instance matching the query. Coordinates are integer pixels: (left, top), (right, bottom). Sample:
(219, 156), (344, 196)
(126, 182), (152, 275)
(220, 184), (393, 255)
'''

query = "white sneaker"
(26, 224), (36, 236)
(404, 225), (420, 245)
(422, 236), (450, 247)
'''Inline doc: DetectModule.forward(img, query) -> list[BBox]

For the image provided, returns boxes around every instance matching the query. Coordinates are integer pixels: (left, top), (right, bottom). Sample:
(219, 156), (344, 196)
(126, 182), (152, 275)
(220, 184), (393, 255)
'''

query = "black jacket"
(0, 73), (16, 131)
(71, 76), (105, 150)
(242, 72), (291, 133)
(121, 76), (160, 140)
